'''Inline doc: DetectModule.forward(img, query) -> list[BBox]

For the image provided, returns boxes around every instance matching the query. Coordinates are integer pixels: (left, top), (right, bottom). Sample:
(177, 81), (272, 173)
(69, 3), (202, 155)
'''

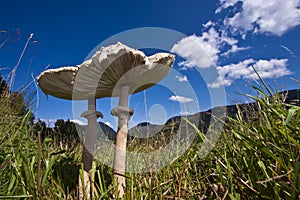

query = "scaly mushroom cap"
(38, 42), (175, 100)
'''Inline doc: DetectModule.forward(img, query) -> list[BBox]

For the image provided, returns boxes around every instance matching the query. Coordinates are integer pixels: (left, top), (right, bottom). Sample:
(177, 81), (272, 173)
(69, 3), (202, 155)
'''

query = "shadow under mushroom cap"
(38, 42), (175, 100)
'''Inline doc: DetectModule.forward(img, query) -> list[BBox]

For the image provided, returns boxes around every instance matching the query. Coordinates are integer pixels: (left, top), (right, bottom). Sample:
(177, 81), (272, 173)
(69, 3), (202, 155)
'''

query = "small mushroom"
(38, 42), (175, 198)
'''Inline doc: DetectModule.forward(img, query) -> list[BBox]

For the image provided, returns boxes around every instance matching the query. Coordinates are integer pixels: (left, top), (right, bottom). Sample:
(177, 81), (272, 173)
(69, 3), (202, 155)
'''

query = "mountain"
(128, 122), (164, 138)
(78, 89), (299, 145)
(278, 89), (300, 106)
(77, 121), (117, 141)
(127, 89), (299, 145)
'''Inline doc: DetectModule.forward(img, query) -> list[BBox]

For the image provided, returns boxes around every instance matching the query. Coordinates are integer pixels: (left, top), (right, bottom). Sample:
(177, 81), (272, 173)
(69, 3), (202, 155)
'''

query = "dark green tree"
(33, 119), (54, 140)
(0, 75), (9, 95)
(0, 75), (34, 125)
(54, 119), (79, 145)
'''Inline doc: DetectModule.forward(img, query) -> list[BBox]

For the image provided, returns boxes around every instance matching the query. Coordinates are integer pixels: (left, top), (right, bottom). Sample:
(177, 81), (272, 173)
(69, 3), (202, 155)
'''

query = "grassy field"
(0, 74), (300, 199)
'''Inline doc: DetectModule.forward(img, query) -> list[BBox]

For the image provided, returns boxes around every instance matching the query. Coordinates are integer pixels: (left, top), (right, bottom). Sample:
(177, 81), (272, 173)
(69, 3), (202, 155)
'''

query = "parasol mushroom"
(37, 67), (103, 199)
(38, 42), (175, 198)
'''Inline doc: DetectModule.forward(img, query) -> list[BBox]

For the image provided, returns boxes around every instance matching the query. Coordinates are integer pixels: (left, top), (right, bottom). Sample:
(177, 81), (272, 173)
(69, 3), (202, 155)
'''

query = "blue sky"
(1, 0), (300, 129)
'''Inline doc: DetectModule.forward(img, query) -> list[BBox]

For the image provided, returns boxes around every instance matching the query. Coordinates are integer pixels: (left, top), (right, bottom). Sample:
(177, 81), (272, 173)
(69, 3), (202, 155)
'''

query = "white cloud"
(209, 58), (291, 88)
(175, 75), (188, 82)
(171, 27), (247, 69)
(215, 0), (241, 13)
(171, 32), (217, 69)
(219, 0), (300, 36)
(203, 20), (214, 28)
(172, 1), (296, 88)
(180, 111), (191, 115)
(105, 121), (113, 128)
(36, 118), (57, 127)
(70, 119), (87, 126)
(222, 44), (250, 57)
(281, 45), (297, 57)
(169, 95), (194, 103)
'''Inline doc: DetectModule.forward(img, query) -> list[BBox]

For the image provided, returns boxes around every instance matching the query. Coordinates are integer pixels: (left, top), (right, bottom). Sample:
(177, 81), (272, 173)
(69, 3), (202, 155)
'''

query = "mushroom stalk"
(79, 96), (98, 200)
(37, 42), (175, 199)
(114, 85), (130, 198)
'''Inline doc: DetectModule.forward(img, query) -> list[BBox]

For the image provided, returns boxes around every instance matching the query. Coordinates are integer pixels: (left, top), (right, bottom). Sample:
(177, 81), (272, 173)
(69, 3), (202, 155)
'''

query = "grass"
(1, 69), (300, 199)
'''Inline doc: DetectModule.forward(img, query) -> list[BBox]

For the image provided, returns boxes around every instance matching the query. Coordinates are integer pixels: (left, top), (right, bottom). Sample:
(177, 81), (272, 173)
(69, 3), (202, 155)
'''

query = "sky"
(1, 0), (300, 130)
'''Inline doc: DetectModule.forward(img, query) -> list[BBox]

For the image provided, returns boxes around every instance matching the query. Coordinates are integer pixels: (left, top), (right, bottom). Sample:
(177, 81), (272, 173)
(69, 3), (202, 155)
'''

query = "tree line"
(1, 75), (80, 147)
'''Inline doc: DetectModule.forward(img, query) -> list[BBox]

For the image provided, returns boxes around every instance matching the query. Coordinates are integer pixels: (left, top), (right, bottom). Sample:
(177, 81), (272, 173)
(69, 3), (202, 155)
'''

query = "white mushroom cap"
(38, 42), (175, 100)
(37, 66), (78, 99)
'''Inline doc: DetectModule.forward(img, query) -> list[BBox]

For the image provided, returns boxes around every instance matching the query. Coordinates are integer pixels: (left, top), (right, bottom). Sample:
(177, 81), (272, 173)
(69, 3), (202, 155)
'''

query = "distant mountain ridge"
(131, 89), (299, 140)
(78, 89), (300, 141)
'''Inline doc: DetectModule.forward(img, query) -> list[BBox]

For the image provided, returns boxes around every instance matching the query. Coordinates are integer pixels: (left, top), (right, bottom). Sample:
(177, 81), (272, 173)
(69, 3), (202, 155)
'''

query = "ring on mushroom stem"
(37, 42), (175, 199)
(111, 106), (134, 117)
(79, 96), (103, 199)
(81, 110), (104, 119)
(112, 84), (132, 197)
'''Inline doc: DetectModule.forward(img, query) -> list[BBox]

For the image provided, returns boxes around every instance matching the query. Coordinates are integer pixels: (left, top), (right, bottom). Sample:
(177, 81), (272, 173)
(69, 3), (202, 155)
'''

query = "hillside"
(127, 89), (300, 144)
(1, 83), (299, 199)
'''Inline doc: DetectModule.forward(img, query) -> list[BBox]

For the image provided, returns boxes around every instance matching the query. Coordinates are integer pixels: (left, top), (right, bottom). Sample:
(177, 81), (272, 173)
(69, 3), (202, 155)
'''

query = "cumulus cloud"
(175, 75), (188, 82)
(105, 121), (113, 128)
(209, 58), (291, 88)
(35, 118), (57, 127)
(203, 20), (215, 28)
(169, 95), (194, 103)
(172, 0), (295, 88)
(215, 0), (241, 13)
(171, 31), (217, 69)
(171, 27), (247, 69)
(70, 119), (87, 126)
(222, 44), (250, 57)
(218, 0), (300, 36)
(180, 111), (191, 115)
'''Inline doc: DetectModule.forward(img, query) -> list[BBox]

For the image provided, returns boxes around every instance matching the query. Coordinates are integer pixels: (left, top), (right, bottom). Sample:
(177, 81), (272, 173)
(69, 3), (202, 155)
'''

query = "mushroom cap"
(38, 42), (175, 100)
(37, 66), (78, 100)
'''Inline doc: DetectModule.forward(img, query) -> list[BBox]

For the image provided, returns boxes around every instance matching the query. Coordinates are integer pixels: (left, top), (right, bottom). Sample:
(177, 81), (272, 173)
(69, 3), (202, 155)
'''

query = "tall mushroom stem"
(37, 42), (175, 200)
(79, 96), (102, 200)
(113, 85), (131, 198)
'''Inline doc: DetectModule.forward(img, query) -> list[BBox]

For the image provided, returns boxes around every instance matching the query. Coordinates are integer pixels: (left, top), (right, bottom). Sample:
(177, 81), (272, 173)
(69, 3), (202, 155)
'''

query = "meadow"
(0, 71), (300, 199)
